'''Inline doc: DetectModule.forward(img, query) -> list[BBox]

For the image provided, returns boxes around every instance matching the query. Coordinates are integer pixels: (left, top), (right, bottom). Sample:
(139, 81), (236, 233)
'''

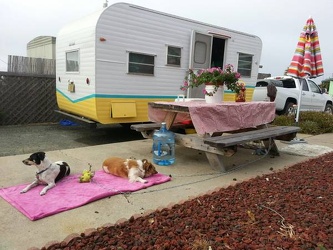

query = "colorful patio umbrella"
(286, 16), (324, 125)
(287, 16), (324, 78)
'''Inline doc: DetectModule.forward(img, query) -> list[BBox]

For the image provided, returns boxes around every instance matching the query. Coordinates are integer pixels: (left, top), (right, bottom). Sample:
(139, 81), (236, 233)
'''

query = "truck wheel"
(324, 104), (333, 114)
(283, 102), (296, 116)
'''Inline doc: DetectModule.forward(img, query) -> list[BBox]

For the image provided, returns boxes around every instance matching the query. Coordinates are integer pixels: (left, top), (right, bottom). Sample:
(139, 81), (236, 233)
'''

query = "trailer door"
(188, 31), (213, 98)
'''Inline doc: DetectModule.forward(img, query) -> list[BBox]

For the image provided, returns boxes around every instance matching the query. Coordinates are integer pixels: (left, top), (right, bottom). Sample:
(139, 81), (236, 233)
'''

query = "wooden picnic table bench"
(131, 122), (300, 172)
(132, 101), (300, 172)
(202, 125), (300, 171)
(204, 125), (300, 149)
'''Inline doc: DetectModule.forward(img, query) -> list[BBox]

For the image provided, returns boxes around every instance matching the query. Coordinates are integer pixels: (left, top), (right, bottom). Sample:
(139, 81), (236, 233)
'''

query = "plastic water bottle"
(152, 122), (175, 166)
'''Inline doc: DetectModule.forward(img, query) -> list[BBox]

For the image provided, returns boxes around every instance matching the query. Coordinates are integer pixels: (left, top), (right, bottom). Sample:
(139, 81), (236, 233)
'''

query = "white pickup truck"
(252, 76), (333, 115)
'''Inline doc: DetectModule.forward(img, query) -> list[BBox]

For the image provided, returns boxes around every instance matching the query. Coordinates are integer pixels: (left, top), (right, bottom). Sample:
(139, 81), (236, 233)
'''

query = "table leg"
(262, 138), (280, 156)
(164, 112), (178, 130)
(205, 152), (227, 172)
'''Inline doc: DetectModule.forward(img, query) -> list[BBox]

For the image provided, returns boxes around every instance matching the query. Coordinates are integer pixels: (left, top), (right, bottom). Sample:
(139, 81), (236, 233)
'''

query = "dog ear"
(37, 152), (46, 161)
(142, 159), (158, 176)
(141, 159), (149, 169)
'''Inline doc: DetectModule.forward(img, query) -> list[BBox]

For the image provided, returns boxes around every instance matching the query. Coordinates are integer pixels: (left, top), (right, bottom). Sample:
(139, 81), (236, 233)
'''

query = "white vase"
(205, 85), (224, 103)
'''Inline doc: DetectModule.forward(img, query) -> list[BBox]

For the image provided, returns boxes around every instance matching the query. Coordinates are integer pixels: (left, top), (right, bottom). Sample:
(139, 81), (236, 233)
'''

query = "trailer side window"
(166, 46), (181, 66)
(237, 53), (253, 77)
(66, 50), (79, 72)
(128, 52), (154, 75)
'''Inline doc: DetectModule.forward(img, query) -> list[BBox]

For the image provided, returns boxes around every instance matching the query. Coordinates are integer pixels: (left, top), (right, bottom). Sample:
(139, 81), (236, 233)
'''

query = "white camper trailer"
(56, 2), (262, 125)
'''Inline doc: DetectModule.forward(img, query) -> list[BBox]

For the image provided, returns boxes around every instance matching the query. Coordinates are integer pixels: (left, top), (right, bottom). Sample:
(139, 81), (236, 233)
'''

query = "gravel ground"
(39, 152), (333, 250)
(0, 123), (143, 157)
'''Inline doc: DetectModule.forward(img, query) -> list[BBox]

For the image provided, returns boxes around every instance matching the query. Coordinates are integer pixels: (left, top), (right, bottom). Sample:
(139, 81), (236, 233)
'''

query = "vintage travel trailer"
(56, 2), (262, 125)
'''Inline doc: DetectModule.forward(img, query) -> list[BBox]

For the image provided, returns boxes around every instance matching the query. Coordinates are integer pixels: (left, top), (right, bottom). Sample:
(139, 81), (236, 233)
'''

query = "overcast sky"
(1, 0), (332, 83)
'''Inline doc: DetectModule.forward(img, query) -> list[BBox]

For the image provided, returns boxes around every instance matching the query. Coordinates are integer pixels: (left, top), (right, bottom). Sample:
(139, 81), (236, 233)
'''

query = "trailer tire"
(324, 103), (333, 114)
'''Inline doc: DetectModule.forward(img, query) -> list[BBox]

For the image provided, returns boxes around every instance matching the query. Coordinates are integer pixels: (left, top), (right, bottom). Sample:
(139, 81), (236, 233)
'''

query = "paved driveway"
(0, 123), (143, 157)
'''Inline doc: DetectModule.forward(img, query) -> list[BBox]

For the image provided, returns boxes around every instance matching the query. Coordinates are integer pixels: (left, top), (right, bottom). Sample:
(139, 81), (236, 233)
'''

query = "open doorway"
(188, 32), (226, 98)
(211, 37), (225, 68)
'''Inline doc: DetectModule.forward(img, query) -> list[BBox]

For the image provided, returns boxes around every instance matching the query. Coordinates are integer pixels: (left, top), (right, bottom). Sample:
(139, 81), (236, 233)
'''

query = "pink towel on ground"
(0, 170), (171, 221)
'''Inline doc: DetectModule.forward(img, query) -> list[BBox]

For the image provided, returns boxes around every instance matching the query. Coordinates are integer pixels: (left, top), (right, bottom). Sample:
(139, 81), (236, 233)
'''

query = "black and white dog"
(21, 152), (71, 196)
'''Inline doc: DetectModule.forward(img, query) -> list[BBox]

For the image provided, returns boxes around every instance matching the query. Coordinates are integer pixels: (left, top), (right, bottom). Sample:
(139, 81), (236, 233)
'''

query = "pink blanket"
(0, 170), (171, 221)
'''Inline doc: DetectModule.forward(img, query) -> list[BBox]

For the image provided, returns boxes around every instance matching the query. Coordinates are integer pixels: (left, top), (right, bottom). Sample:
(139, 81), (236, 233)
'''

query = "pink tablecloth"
(148, 101), (276, 135)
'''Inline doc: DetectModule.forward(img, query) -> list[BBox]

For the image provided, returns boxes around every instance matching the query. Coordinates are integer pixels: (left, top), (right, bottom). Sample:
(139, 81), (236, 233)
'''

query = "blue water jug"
(152, 122), (175, 166)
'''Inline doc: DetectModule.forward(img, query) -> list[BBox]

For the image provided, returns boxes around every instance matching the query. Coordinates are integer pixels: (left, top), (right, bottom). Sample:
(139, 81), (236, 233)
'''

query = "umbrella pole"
(295, 79), (303, 125)
(289, 78), (307, 144)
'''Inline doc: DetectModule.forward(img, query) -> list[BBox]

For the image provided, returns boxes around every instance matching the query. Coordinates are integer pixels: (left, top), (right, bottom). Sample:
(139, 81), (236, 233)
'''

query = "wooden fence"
(7, 55), (55, 75)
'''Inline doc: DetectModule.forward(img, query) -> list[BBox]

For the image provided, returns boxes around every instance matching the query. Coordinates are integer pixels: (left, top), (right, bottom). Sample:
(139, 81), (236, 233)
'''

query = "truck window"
(166, 46), (181, 66)
(128, 52), (155, 75)
(300, 79), (309, 91)
(66, 50), (79, 72)
(237, 53), (253, 78)
(308, 79), (321, 93)
(281, 79), (296, 88)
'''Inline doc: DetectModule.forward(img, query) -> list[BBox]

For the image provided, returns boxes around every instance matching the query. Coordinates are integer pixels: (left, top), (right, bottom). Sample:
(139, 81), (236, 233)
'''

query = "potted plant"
(180, 64), (241, 97)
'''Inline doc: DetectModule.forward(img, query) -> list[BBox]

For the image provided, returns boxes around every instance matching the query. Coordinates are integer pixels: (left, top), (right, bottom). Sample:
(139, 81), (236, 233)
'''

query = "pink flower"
(181, 64), (241, 95)
(224, 64), (234, 71)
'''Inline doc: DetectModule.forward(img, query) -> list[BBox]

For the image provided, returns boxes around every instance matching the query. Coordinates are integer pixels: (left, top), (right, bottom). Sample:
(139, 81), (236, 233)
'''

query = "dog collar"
(36, 164), (52, 177)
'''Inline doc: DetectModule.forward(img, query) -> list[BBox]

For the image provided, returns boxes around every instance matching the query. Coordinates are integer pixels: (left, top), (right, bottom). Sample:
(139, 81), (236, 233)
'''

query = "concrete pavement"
(0, 133), (332, 250)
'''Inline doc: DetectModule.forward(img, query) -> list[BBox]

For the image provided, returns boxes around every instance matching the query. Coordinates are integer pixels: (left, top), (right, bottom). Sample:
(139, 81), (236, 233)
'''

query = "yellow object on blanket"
(79, 164), (95, 183)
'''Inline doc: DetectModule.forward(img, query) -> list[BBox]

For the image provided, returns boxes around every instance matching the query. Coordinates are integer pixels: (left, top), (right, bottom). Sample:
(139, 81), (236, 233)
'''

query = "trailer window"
(237, 53), (253, 77)
(128, 52), (154, 75)
(167, 46), (181, 66)
(66, 50), (79, 72)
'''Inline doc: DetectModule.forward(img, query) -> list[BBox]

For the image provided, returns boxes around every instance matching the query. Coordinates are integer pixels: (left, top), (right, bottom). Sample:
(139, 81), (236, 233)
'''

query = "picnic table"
(131, 101), (300, 172)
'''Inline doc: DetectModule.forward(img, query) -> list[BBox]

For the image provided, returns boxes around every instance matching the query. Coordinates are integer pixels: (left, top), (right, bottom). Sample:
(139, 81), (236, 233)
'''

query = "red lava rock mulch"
(40, 152), (333, 250)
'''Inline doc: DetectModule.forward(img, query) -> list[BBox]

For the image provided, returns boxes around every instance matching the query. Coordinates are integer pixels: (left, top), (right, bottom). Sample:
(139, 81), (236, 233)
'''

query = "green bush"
(272, 115), (294, 126)
(299, 120), (320, 134)
(300, 112), (333, 133)
(272, 111), (333, 135)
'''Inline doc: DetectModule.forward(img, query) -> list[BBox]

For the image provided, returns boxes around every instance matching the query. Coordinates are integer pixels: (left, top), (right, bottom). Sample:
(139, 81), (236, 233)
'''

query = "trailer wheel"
(324, 103), (333, 114)
(283, 102), (297, 116)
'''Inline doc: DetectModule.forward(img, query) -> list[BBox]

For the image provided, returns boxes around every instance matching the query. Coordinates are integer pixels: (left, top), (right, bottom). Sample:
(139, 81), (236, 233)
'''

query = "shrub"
(272, 111), (333, 135)
(300, 112), (333, 134)
(272, 115), (294, 126)
(299, 120), (320, 134)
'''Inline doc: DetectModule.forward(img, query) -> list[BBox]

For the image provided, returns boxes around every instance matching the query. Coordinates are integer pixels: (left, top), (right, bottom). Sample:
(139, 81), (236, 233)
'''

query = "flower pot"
(235, 89), (246, 102)
(205, 85), (224, 103)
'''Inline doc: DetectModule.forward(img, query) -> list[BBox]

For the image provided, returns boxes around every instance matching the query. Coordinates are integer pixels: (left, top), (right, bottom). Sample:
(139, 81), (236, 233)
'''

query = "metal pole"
(295, 78), (303, 125)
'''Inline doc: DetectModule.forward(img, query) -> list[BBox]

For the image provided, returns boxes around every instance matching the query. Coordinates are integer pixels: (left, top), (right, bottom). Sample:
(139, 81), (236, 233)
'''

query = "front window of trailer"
(66, 50), (79, 72)
(128, 52), (155, 75)
(167, 46), (181, 66)
(237, 53), (253, 77)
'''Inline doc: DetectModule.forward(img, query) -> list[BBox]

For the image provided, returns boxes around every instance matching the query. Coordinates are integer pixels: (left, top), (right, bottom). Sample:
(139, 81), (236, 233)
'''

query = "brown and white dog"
(102, 157), (158, 183)
(21, 152), (71, 195)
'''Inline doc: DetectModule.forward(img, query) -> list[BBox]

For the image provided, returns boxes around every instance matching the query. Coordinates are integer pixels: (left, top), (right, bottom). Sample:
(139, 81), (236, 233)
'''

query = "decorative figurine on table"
(234, 81), (246, 102)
